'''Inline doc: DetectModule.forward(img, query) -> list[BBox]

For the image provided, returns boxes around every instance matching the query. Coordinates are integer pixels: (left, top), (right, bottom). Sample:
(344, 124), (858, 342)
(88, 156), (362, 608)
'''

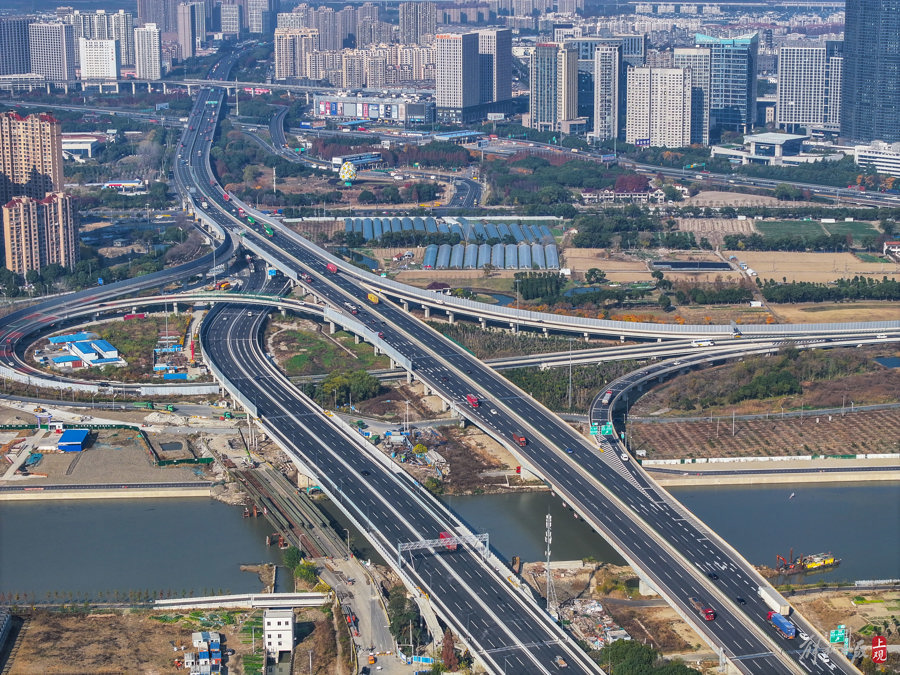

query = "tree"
(658, 293), (672, 310)
(283, 546), (302, 569)
(585, 268), (607, 284)
(413, 443), (427, 455)
(482, 263), (495, 278)
(441, 629), (459, 671)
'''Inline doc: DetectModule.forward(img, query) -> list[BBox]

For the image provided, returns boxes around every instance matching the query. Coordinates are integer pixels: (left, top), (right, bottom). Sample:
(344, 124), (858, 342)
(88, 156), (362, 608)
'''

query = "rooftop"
(744, 132), (808, 145)
(58, 429), (89, 445)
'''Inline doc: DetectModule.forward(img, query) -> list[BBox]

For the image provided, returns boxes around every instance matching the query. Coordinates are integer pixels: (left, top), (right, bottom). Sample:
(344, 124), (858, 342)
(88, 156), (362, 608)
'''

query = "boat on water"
(775, 548), (841, 575)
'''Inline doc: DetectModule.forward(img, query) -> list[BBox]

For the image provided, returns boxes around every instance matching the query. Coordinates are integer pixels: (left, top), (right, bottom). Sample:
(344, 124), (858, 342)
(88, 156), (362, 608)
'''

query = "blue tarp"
(48, 332), (92, 344)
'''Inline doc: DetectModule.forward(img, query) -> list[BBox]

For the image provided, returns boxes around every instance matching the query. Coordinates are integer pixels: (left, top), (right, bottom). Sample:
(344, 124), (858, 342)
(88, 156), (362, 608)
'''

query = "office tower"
(625, 67), (692, 148)
(673, 46), (710, 145)
(28, 23), (77, 82)
(695, 33), (758, 134)
(134, 23), (162, 79)
(0, 17), (33, 76)
(0, 112), (63, 207)
(248, 0), (274, 35)
(478, 29), (512, 105)
(399, 2), (436, 45)
(3, 193), (77, 275)
(527, 43), (577, 132)
(592, 43), (620, 141)
(177, 3), (196, 59)
(67, 10), (135, 67)
(435, 32), (480, 122)
(79, 38), (120, 80)
(273, 27), (318, 79)
(777, 41), (843, 133)
(137, 0), (178, 32)
(220, 4), (242, 36)
(841, 0), (899, 143)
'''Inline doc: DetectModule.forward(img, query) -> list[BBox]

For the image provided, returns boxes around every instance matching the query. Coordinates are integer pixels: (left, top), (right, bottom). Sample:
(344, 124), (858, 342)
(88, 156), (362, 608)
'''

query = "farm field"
(729, 251), (900, 283)
(770, 302), (900, 323)
(754, 220), (826, 238)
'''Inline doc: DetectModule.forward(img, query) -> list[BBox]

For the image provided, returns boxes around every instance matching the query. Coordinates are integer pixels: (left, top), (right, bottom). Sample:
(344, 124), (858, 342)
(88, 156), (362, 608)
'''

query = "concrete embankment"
(0, 486), (212, 501)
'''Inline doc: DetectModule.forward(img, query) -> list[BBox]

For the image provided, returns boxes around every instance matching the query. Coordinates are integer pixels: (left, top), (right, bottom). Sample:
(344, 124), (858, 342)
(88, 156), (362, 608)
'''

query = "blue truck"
(767, 611), (796, 639)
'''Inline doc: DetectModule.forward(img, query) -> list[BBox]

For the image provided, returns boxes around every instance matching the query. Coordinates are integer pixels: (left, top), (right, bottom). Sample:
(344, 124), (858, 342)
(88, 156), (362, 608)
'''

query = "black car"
(735, 597), (746, 605)
(360, 470), (371, 477)
(707, 572), (719, 580)
(565, 447), (574, 454)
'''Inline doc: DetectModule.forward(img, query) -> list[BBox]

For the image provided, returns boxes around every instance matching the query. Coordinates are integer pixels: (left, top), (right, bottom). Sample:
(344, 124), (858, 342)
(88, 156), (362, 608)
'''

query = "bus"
(247, 216), (256, 225)
(264, 225), (274, 237)
(691, 339), (715, 347)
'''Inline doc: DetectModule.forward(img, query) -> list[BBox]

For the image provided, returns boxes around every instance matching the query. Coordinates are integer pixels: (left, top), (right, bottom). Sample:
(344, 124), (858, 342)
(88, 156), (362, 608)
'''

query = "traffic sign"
(600, 423), (613, 435)
(829, 627), (845, 643)
(589, 425), (599, 436)
(872, 635), (887, 664)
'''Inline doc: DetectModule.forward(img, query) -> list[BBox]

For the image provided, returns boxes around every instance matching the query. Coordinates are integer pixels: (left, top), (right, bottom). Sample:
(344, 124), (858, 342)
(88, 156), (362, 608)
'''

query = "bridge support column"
(390, 359), (396, 369)
(279, 306), (286, 316)
(148, 82), (152, 93)
(131, 82), (136, 95)
(620, 335), (626, 343)
(479, 317), (486, 328)
(163, 82), (168, 94)
(132, 306), (138, 314)
(447, 312), (455, 324)
(402, 300), (409, 312)
(423, 306), (430, 318)
(441, 398), (449, 412)
(584, 332), (590, 341)
(46, 83), (51, 95)
(543, 326), (548, 336)
(510, 322), (515, 331)
(354, 334), (360, 345)
(172, 303), (178, 315)
(406, 370), (412, 384)
(328, 321), (335, 334)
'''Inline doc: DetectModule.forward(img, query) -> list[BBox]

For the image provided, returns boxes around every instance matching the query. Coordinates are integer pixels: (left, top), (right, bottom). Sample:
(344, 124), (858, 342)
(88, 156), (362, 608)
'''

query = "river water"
(1, 483), (896, 598)
(0, 498), (284, 600)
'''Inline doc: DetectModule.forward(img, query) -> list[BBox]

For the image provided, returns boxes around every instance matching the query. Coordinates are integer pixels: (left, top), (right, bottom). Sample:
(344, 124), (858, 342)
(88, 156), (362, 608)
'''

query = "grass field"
(823, 221), (879, 239)
(755, 220), (825, 238)
(275, 329), (391, 376)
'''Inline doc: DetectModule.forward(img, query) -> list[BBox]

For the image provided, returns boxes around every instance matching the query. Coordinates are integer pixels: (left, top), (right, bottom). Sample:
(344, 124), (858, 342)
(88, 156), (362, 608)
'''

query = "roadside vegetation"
(586, 639), (699, 674)
(758, 276), (900, 303)
(503, 362), (639, 413)
(426, 321), (615, 359)
(298, 370), (382, 409)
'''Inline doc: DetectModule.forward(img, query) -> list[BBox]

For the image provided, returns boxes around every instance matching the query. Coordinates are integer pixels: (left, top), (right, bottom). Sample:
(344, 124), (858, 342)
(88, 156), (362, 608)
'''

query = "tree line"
(758, 276), (900, 303)
(723, 233), (848, 252)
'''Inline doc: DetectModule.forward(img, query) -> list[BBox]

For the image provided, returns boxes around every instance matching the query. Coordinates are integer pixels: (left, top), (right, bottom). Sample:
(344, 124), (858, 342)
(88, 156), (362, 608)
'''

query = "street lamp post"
(343, 528), (351, 558)
(514, 279), (521, 334)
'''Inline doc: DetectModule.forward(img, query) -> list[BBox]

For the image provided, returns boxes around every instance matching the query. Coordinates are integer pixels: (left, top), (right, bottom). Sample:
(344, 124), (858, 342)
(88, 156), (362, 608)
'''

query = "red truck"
(326, 262), (338, 274)
(439, 531), (457, 551)
(465, 394), (479, 408)
(511, 432), (527, 447)
(689, 597), (716, 621)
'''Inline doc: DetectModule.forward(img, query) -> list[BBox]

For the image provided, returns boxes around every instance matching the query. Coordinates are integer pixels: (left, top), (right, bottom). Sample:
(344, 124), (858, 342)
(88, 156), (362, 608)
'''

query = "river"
(1, 483), (896, 598)
(0, 498), (285, 601)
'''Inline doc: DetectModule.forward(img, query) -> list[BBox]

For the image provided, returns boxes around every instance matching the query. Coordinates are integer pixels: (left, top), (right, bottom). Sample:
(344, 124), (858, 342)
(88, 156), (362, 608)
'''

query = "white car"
(620, 453), (629, 462)
(817, 652), (830, 664)
(489, 408), (498, 415)
(798, 631), (809, 641)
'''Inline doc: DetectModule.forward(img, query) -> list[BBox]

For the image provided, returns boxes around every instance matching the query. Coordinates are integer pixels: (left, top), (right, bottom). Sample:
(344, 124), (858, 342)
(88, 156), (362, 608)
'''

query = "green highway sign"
(829, 628), (845, 643)
(600, 423), (614, 435)
(589, 425), (599, 436)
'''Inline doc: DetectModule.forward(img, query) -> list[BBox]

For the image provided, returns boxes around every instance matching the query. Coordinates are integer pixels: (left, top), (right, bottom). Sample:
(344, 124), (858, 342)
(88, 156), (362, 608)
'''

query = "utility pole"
(567, 337), (573, 410)
(545, 514), (558, 617)
(235, 78), (240, 116)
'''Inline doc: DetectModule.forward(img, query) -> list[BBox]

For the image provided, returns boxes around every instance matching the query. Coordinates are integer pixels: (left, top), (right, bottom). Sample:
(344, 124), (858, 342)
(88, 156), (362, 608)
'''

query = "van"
(876, 334), (888, 339)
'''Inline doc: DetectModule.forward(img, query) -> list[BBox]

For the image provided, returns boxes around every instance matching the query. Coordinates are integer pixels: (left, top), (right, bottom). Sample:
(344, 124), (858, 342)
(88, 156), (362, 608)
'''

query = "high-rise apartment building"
(135, 23), (162, 80)
(527, 43), (578, 132)
(673, 46), (711, 145)
(841, 0), (899, 143)
(435, 32), (480, 122)
(137, 0), (178, 33)
(273, 27), (318, 79)
(695, 33), (758, 134)
(0, 112), (63, 205)
(399, 2), (436, 45)
(0, 17), (33, 76)
(478, 29), (512, 105)
(592, 43), (620, 141)
(625, 67), (692, 148)
(248, 0), (275, 35)
(79, 38), (120, 80)
(177, 2), (196, 59)
(28, 23), (77, 82)
(3, 193), (77, 275)
(777, 41), (842, 133)
(67, 10), (135, 67)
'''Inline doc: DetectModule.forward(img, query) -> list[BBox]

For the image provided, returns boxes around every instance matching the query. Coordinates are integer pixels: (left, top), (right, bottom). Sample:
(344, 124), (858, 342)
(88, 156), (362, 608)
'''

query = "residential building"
(592, 43), (620, 141)
(247, 0), (274, 35)
(177, 2), (196, 60)
(0, 17), (33, 76)
(526, 43), (578, 132)
(273, 27), (318, 79)
(263, 609), (294, 658)
(0, 112), (63, 205)
(840, 0), (899, 143)
(673, 46), (710, 145)
(776, 41), (842, 134)
(219, 3), (242, 37)
(695, 33), (758, 135)
(28, 23), (76, 82)
(2, 192), (77, 275)
(66, 9), (134, 67)
(134, 23), (162, 80)
(478, 29), (512, 105)
(435, 32), (480, 122)
(399, 1), (435, 45)
(625, 67), (692, 148)
(78, 38), (119, 81)
(137, 0), (178, 33)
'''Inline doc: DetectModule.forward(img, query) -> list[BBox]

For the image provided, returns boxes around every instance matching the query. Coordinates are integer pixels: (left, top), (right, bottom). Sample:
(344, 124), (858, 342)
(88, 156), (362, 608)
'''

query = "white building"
(776, 41), (842, 133)
(625, 67), (692, 148)
(673, 46), (710, 145)
(273, 27), (319, 80)
(134, 23), (162, 80)
(854, 141), (900, 177)
(435, 32), (480, 122)
(78, 38), (119, 81)
(263, 608), (294, 658)
(592, 43), (620, 141)
(29, 23), (77, 82)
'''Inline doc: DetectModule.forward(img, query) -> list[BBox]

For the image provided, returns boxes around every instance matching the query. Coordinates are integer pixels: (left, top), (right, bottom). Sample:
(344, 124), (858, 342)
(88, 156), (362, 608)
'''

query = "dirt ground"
(676, 218), (756, 247)
(789, 589), (900, 646)
(686, 191), (818, 208)
(769, 302), (900, 324)
(731, 251), (900, 283)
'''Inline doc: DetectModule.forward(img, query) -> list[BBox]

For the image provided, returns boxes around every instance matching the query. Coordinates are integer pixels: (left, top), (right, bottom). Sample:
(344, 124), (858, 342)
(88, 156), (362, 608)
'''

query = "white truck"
(758, 586), (790, 615)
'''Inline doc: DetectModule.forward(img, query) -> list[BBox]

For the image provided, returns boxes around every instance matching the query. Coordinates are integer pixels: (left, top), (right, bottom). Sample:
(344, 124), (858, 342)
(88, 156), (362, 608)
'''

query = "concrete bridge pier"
(132, 306), (138, 314)
(328, 321), (336, 334)
(162, 82), (168, 94)
(584, 332), (590, 341)
(390, 359), (396, 369)
(402, 300), (409, 312)
(172, 302), (178, 315)
(479, 317), (486, 328)
(423, 306), (430, 318)
(354, 334), (360, 345)
(441, 398), (449, 412)
(542, 326), (548, 336)
(406, 371), (413, 384)
(131, 81), (136, 95)
(447, 312), (455, 324)
(46, 83), (51, 95)
(279, 306), (286, 316)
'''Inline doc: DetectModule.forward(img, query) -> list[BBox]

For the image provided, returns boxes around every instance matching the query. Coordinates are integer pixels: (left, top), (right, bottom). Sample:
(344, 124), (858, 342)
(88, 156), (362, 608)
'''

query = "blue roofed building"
(58, 429), (90, 452)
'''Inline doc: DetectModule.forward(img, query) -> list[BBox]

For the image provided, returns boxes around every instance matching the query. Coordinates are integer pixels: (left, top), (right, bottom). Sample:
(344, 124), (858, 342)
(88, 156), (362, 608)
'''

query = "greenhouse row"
(422, 243), (560, 270)
(343, 217), (555, 245)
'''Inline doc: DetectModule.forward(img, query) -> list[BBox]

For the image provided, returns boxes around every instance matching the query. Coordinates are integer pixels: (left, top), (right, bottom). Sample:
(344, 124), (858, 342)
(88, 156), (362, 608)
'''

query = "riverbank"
(0, 485), (212, 501)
